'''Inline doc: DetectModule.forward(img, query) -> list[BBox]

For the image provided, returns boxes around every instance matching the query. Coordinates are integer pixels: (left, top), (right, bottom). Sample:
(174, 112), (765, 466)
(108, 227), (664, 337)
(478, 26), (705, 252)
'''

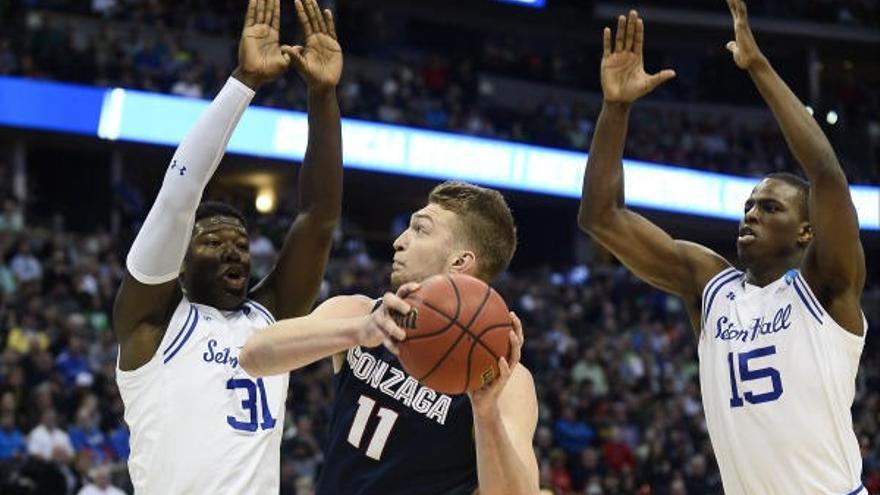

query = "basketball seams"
(420, 299), (508, 362)
(461, 283), (492, 393)
(412, 318), (471, 385)
(402, 298), (459, 340)
(410, 277), (468, 385)
(411, 277), (492, 394)
(400, 274), (513, 395)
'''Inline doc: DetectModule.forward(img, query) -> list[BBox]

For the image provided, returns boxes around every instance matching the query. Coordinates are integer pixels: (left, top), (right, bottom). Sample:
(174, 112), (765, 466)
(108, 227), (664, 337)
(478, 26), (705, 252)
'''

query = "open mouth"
(737, 226), (757, 242)
(222, 267), (247, 290)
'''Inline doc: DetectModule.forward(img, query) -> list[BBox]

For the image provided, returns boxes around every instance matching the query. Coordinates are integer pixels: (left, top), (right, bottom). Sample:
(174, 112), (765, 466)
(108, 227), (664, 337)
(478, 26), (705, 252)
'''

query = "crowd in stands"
(0, 173), (878, 494)
(1, 2), (878, 184)
(606, 0), (880, 26)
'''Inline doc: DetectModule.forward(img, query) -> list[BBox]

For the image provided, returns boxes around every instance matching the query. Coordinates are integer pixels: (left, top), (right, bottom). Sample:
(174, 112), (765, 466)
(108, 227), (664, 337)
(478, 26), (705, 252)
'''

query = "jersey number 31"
(227, 378), (277, 432)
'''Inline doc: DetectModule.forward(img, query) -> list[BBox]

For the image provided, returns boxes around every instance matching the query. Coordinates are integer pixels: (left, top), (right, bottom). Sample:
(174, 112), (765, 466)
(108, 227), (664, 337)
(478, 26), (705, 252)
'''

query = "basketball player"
(113, 0), (343, 493)
(241, 181), (540, 494)
(578, 5), (867, 494)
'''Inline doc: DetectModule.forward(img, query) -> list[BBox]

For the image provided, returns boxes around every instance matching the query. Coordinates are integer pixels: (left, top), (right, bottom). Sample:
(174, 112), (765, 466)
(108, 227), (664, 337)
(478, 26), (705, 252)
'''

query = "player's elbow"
(577, 206), (613, 236)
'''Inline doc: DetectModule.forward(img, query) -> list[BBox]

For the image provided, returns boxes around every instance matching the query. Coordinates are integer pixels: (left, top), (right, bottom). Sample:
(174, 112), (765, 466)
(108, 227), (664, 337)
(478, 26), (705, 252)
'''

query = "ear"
(448, 250), (477, 276)
(797, 222), (813, 247)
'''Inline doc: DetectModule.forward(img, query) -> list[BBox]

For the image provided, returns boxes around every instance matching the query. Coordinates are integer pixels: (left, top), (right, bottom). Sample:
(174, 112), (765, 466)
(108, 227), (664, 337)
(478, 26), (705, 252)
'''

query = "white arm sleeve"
(126, 77), (255, 285)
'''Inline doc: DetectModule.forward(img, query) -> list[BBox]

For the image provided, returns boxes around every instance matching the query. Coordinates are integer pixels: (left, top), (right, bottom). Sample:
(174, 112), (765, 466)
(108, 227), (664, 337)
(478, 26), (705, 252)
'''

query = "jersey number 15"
(727, 345), (784, 408)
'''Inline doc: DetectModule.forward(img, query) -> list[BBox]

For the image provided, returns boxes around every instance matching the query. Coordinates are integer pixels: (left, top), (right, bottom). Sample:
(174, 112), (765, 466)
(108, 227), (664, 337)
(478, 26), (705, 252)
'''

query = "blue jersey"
(316, 344), (478, 495)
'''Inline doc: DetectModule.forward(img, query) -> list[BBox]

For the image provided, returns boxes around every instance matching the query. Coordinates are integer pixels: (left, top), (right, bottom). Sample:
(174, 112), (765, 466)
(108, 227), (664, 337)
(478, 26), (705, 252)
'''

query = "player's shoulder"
(313, 294), (375, 318)
(675, 240), (732, 292)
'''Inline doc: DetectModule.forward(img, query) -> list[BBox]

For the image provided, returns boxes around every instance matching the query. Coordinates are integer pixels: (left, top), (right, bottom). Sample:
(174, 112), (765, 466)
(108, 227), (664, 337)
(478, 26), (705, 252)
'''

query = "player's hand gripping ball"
(394, 274), (513, 395)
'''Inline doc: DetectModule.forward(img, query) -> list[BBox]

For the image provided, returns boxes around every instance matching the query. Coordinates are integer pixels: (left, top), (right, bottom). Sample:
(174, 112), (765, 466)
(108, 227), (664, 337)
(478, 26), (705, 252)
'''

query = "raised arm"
(577, 11), (728, 327)
(250, 0), (344, 320)
(724, 0), (865, 334)
(470, 314), (539, 495)
(113, 0), (294, 371)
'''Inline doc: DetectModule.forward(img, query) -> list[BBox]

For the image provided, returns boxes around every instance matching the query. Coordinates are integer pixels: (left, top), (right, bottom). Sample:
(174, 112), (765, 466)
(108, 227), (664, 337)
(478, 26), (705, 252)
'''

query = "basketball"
(395, 273), (514, 395)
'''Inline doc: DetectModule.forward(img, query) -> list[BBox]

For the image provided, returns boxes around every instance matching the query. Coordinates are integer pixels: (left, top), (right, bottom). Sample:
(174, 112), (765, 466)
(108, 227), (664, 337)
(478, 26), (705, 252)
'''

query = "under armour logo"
(170, 160), (187, 176)
(726, 291), (736, 301)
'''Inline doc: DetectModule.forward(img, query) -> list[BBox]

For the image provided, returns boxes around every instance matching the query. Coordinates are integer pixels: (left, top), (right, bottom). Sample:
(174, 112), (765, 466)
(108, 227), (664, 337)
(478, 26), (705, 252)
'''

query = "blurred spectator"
(77, 464), (125, 495)
(27, 408), (74, 461)
(0, 411), (26, 460)
(68, 407), (111, 463)
(56, 335), (91, 386)
(554, 406), (595, 455)
(9, 241), (42, 285)
(0, 197), (24, 232)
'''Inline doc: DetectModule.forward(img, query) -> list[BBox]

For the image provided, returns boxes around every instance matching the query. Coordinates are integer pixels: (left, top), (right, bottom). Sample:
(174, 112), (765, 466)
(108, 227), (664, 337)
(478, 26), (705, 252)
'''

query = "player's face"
(391, 203), (458, 290)
(182, 215), (251, 310)
(736, 178), (810, 266)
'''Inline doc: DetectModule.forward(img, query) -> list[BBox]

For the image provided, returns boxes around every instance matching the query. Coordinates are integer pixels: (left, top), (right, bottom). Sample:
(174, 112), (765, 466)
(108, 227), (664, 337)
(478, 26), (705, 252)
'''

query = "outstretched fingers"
(323, 8), (337, 39)
(308, 0), (328, 34)
(614, 15), (625, 52)
(270, 0), (280, 31)
(255, 0), (267, 26)
(726, 0), (747, 19)
(634, 18), (644, 55)
(245, 0), (257, 27)
(647, 69), (677, 91)
(294, 0), (314, 38)
(602, 27), (611, 57)
(624, 10), (637, 51)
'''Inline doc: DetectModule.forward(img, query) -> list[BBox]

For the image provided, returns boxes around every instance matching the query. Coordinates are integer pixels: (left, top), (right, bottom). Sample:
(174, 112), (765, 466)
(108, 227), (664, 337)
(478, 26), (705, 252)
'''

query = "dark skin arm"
(114, 0), (302, 370)
(724, 0), (865, 335)
(577, 11), (729, 333)
(250, 0), (343, 320)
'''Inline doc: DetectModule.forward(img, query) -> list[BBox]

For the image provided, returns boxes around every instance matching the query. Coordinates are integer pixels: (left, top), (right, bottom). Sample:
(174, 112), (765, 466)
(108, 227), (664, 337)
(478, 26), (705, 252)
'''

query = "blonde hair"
(428, 181), (517, 281)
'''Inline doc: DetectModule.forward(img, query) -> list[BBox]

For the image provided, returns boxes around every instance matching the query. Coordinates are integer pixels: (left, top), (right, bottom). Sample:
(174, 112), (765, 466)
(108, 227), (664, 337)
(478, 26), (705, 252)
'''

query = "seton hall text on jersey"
(714, 304), (792, 343)
(346, 346), (452, 425)
(203, 338), (240, 369)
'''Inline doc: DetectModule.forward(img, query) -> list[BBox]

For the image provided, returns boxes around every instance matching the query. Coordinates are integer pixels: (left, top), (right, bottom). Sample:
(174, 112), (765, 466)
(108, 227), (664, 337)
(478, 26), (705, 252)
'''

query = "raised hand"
(601, 10), (675, 105)
(238, 0), (291, 88)
(725, 0), (766, 70)
(282, 0), (343, 92)
(468, 312), (524, 415)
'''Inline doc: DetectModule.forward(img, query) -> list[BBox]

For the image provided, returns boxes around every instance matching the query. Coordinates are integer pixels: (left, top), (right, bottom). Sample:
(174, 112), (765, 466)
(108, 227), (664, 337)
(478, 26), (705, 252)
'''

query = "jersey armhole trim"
(163, 306), (200, 364)
(795, 272), (867, 349)
(247, 299), (276, 324)
(702, 268), (741, 326)
(116, 343), (162, 381)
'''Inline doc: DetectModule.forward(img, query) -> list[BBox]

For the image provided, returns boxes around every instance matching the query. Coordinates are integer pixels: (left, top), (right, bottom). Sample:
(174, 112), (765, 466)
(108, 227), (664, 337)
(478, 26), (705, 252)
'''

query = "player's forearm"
(747, 58), (845, 181)
(577, 102), (630, 231)
(473, 410), (538, 495)
(239, 314), (361, 377)
(126, 77), (254, 284)
(298, 88), (343, 229)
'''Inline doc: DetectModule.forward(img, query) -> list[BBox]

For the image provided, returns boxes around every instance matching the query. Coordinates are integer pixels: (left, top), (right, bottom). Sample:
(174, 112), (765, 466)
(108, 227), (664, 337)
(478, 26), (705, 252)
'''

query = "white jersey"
(698, 267), (867, 495)
(117, 297), (288, 495)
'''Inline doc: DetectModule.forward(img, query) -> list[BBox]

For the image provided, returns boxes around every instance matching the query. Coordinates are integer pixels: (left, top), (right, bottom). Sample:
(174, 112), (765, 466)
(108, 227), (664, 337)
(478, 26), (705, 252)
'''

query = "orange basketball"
(395, 273), (513, 395)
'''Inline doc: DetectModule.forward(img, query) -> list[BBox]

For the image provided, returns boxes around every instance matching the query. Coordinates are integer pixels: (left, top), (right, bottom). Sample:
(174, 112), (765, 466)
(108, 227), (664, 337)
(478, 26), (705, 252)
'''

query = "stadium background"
(0, 0), (878, 493)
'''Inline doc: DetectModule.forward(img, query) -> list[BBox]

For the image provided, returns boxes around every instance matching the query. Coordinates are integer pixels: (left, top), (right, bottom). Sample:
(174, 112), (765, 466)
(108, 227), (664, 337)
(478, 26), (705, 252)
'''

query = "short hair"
(195, 201), (247, 229)
(764, 172), (809, 220)
(428, 181), (517, 281)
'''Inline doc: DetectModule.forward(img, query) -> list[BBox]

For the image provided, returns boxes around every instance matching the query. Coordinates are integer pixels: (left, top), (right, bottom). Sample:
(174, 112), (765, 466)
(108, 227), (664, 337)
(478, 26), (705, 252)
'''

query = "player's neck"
(743, 255), (801, 287)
